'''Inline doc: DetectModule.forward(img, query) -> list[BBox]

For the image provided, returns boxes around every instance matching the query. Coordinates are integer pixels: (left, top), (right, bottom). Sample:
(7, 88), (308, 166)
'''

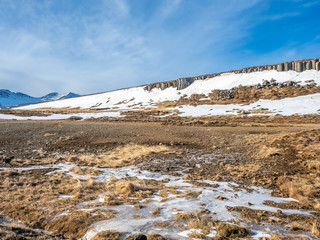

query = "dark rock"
(143, 57), (320, 91)
(127, 234), (147, 240)
(68, 116), (83, 121)
(3, 156), (14, 164)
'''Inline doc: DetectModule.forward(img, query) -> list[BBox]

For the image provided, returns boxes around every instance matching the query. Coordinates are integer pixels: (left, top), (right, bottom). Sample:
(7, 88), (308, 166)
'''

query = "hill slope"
(13, 58), (320, 116)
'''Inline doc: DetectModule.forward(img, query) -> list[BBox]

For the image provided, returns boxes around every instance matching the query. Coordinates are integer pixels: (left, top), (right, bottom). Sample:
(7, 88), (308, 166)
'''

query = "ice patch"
(0, 111), (122, 120)
(81, 164), (313, 239)
(2, 156), (313, 239)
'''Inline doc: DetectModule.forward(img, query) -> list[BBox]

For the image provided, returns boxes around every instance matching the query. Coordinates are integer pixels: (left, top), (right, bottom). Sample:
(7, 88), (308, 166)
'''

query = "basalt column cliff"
(144, 58), (320, 91)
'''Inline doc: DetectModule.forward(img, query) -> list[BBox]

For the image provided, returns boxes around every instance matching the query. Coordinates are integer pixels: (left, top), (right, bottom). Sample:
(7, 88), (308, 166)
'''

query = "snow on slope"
(2, 93), (319, 120)
(173, 93), (320, 117)
(16, 70), (320, 111)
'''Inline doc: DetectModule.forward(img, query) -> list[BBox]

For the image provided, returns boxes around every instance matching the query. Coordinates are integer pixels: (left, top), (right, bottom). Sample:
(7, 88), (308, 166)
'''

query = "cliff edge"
(144, 58), (320, 91)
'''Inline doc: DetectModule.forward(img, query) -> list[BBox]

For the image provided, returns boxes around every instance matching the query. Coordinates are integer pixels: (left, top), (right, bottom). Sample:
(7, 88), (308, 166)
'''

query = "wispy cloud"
(268, 12), (300, 20)
(303, 0), (320, 7)
(0, 0), (318, 96)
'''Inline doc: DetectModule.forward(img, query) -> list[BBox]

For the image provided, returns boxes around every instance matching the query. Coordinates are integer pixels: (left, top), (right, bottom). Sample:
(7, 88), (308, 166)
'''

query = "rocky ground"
(0, 117), (319, 239)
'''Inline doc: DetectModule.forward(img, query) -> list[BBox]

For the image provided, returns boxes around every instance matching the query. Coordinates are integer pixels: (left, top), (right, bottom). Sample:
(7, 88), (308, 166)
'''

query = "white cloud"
(0, 0), (317, 96)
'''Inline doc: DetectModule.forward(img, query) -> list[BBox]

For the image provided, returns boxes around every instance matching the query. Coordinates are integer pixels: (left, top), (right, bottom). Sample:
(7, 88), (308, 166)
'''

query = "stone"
(129, 234), (147, 240)
(284, 62), (289, 71)
(144, 58), (320, 91)
(306, 61), (312, 70)
(296, 62), (302, 72)
(277, 63), (284, 71)
(3, 156), (14, 164)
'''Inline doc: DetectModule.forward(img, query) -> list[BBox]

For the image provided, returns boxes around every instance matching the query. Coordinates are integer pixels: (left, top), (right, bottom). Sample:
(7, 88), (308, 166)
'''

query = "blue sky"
(0, 0), (319, 96)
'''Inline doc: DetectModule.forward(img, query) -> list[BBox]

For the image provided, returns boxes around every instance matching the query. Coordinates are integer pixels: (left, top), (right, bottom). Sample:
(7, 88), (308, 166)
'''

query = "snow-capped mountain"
(0, 90), (80, 108)
(40, 92), (80, 101)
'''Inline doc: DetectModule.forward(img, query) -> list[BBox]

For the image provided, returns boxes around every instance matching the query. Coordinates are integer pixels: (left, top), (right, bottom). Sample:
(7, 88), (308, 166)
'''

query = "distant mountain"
(40, 92), (80, 101)
(58, 92), (80, 100)
(41, 92), (62, 101)
(0, 90), (80, 108)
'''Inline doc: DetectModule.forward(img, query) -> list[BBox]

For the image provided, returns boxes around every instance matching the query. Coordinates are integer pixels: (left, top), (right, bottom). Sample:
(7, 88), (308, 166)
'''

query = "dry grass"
(72, 177), (106, 201)
(215, 195), (228, 201)
(181, 189), (202, 200)
(158, 186), (181, 199)
(121, 109), (176, 118)
(290, 221), (306, 232)
(187, 216), (216, 235)
(154, 221), (170, 228)
(215, 222), (250, 239)
(97, 143), (171, 167)
(258, 145), (282, 158)
(175, 212), (198, 221)
(105, 177), (163, 201)
(104, 192), (123, 206)
(45, 209), (114, 238)
(0, 168), (108, 238)
(187, 231), (207, 239)
(91, 230), (120, 240)
(0, 222), (60, 240)
(67, 143), (171, 168)
(69, 166), (102, 176)
(174, 210), (217, 235)
(268, 233), (310, 240)
(146, 233), (166, 240)
(277, 175), (320, 209)
(311, 221), (320, 238)
(244, 130), (320, 209)
(151, 208), (161, 216)
(306, 160), (320, 171)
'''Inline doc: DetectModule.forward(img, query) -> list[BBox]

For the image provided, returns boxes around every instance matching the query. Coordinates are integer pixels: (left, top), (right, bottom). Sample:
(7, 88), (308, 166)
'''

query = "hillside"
(3, 57), (319, 120)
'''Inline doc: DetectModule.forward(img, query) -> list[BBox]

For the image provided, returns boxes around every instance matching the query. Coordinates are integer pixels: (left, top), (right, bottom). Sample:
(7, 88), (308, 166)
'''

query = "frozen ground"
(83, 165), (309, 239)
(3, 159), (313, 240)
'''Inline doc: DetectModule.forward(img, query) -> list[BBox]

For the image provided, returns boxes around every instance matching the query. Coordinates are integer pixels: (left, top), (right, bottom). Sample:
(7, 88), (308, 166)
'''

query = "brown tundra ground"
(0, 115), (319, 239)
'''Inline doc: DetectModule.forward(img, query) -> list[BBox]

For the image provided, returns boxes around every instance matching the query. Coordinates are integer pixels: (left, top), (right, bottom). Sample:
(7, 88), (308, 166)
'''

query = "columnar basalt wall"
(144, 58), (320, 91)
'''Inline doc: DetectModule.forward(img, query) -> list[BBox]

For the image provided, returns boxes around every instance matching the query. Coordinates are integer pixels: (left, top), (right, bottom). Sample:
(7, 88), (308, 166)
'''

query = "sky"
(0, 0), (320, 96)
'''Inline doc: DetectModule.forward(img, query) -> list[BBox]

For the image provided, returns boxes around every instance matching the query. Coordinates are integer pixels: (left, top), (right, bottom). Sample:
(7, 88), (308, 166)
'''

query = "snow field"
(1, 92), (320, 120)
(15, 70), (320, 111)
(173, 93), (320, 117)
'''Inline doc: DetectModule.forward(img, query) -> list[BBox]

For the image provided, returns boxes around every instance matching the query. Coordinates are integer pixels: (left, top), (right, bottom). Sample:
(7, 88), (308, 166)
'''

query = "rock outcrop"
(144, 77), (195, 91)
(144, 58), (320, 91)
